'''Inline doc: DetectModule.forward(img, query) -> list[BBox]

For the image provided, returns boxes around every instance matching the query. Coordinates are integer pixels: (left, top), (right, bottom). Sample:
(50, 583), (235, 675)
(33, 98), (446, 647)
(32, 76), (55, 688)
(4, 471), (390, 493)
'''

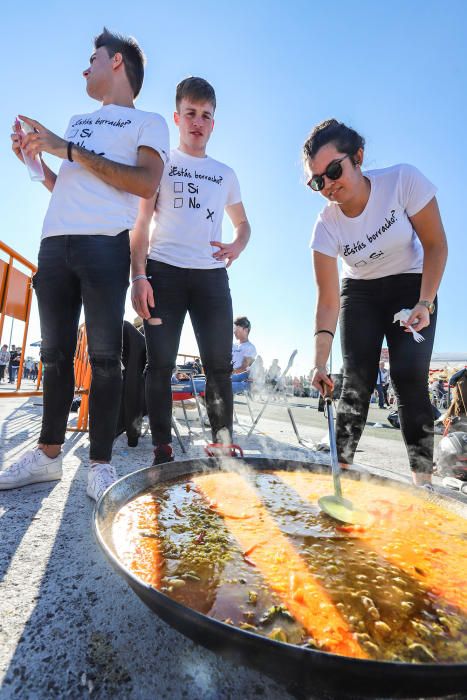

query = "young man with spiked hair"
(131, 77), (251, 464)
(4, 28), (169, 500)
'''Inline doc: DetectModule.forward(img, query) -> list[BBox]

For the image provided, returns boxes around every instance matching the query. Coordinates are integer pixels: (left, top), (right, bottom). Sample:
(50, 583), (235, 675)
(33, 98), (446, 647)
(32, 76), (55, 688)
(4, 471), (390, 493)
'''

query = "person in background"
(432, 376), (447, 404)
(0, 344), (10, 383)
(306, 118), (447, 487)
(191, 357), (202, 374)
(375, 360), (389, 408)
(9, 346), (20, 383)
(232, 316), (256, 373)
(31, 361), (39, 382)
(248, 354), (265, 387)
(25, 357), (35, 379)
(1, 28), (168, 500)
(266, 359), (281, 389)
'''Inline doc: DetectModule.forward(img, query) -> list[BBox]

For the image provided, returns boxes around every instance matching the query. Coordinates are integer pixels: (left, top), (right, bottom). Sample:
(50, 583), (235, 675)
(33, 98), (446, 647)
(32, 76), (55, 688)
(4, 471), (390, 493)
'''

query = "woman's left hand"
(403, 304), (430, 332)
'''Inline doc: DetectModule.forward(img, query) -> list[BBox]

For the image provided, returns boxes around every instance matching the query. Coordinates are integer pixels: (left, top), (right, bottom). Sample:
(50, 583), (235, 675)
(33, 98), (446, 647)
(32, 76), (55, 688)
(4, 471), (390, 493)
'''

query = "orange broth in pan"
(112, 471), (467, 662)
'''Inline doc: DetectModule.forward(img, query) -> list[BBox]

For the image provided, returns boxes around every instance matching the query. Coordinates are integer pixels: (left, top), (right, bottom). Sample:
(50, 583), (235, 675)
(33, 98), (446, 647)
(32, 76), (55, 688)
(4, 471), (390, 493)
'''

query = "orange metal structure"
(0, 241), (195, 435)
(67, 328), (200, 435)
(68, 325), (92, 432)
(0, 241), (41, 396)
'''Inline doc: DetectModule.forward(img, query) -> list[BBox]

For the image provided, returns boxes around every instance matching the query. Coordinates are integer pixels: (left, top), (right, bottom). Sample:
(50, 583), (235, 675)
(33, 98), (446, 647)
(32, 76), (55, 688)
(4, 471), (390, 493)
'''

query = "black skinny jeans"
(144, 260), (233, 445)
(33, 232), (130, 461)
(337, 273), (437, 474)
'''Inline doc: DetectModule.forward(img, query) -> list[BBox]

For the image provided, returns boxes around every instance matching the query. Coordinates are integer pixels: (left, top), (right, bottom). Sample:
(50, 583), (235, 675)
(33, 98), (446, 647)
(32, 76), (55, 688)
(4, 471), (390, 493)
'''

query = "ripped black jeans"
(144, 260), (233, 445)
(33, 232), (130, 461)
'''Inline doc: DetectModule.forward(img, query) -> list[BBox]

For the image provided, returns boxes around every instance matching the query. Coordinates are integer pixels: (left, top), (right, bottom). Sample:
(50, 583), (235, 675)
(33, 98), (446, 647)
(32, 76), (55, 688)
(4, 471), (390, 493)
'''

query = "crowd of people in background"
(0, 344), (39, 383)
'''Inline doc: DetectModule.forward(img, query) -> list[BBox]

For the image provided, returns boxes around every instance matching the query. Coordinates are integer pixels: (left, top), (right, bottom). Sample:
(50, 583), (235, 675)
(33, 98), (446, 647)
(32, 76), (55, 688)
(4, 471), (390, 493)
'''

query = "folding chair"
(172, 373), (209, 441)
(173, 372), (255, 442)
(246, 350), (304, 443)
(231, 371), (254, 424)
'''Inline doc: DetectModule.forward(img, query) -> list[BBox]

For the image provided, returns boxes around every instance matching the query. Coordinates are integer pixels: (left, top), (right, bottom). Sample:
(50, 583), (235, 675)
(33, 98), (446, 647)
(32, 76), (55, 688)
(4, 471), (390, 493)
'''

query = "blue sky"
(2, 0), (466, 374)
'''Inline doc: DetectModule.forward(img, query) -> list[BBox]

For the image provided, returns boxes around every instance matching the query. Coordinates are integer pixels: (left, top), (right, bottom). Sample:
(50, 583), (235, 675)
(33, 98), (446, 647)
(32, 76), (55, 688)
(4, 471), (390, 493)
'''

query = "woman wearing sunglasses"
(305, 119), (448, 486)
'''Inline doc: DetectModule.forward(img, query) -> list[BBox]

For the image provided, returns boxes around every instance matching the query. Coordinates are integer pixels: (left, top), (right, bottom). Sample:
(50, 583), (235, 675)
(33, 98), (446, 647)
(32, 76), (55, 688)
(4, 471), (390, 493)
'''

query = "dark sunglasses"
(307, 154), (350, 192)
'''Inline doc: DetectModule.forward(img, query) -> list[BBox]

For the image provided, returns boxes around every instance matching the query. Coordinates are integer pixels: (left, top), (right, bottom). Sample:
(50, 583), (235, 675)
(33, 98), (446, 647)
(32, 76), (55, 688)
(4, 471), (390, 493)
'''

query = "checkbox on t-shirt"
(174, 198), (183, 208)
(174, 181), (183, 193)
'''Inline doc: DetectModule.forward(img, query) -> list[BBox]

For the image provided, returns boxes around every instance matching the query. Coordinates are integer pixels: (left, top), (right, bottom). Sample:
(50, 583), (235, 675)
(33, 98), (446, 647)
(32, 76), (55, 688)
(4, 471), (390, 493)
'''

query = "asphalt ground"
(0, 391), (465, 700)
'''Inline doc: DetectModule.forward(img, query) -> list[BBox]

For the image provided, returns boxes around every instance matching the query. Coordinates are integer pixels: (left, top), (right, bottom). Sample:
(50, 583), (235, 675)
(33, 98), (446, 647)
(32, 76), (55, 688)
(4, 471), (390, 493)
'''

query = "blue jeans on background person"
(144, 260), (233, 445)
(33, 232), (130, 462)
(375, 383), (388, 408)
(337, 273), (437, 474)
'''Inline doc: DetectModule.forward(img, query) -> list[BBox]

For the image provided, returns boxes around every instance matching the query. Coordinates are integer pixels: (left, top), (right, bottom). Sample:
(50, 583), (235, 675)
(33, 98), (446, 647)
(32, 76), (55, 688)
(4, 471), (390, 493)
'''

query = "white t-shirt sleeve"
(225, 169), (242, 207)
(310, 217), (339, 258)
(245, 342), (256, 359)
(398, 164), (437, 217)
(137, 114), (170, 165)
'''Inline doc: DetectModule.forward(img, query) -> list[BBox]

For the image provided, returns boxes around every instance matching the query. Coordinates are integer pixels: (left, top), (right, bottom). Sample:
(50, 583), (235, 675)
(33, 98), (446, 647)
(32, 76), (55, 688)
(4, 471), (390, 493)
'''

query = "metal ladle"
(318, 384), (368, 525)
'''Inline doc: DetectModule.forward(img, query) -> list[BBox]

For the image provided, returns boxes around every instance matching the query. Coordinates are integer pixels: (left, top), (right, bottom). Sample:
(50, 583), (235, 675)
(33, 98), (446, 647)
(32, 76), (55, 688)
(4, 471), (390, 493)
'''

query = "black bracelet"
(67, 141), (74, 163)
(314, 329), (334, 338)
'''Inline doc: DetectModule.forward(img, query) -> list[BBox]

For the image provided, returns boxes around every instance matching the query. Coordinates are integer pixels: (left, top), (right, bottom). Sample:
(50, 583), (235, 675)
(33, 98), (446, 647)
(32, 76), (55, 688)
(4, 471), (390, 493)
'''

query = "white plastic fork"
(393, 309), (425, 343)
(406, 325), (425, 343)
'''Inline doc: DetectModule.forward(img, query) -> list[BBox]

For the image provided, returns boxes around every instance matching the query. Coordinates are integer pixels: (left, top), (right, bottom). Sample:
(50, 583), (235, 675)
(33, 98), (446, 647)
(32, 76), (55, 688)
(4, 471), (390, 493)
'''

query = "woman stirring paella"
(306, 119), (448, 486)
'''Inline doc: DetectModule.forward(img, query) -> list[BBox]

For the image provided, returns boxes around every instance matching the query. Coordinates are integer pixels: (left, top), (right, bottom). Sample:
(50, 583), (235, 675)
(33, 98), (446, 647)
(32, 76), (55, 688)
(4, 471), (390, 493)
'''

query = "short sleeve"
(246, 343), (256, 358)
(137, 114), (170, 165)
(398, 164), (437, 217)
(225, 169), (242, 207)
(309, 217), (339, 258)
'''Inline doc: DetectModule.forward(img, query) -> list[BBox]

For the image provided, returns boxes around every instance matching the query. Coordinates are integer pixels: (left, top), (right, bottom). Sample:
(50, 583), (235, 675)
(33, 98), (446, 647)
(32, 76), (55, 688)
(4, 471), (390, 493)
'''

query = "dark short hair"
(234, 316), (251, 331)
(303, 118), (365, 162)
(94, 27), (145, 98)
(176, 77), (216, 112)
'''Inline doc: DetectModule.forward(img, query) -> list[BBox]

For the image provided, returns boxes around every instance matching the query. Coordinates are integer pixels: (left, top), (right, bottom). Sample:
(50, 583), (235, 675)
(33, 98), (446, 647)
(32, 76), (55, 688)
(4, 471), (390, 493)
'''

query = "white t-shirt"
(232, 340), (257, 370)
(310, 164), (437, 280)
(148, 148), (242, 268)
(42, 105), (169, 238)
(377, 367), (389, 384)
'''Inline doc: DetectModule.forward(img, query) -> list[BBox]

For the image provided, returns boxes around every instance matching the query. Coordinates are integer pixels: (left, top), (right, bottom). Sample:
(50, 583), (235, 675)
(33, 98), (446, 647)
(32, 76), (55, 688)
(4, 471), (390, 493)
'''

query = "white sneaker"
(87, 463), (117, 502)
(0, 447), (63, 490)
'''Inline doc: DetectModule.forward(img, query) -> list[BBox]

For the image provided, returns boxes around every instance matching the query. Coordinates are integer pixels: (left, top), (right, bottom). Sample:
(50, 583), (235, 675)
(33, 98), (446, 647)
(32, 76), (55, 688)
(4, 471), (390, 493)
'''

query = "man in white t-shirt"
(3, 28), (169, 500)
(232, 316), (256, 373)
(131, 77), (251, 464)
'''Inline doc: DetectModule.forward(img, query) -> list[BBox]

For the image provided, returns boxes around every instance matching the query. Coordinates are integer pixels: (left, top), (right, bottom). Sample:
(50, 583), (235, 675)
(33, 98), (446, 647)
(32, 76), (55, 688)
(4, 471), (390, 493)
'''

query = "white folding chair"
(246, 350), (303, 442)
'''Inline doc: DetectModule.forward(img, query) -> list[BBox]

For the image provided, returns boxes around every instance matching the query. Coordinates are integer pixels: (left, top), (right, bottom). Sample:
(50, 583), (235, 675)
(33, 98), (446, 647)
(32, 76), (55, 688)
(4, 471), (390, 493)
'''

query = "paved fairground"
(0, 385), (465, 700)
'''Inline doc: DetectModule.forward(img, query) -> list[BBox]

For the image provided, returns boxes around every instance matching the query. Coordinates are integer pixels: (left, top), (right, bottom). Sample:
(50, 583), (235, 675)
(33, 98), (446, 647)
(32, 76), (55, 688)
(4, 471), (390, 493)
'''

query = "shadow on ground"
(1, 422), (297, 699)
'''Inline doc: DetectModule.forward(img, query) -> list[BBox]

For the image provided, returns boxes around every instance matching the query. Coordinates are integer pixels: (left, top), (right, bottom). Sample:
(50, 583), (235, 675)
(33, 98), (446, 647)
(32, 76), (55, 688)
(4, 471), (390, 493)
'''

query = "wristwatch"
(418, 299), (436, 314)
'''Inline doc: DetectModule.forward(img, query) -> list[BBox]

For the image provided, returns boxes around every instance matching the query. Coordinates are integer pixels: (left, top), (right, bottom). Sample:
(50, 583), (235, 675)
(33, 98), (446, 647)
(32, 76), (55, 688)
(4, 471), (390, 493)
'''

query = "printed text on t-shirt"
(70, 117), (132, 128)
(343, 209), (398, 257)
(168, 165), (223, 185)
